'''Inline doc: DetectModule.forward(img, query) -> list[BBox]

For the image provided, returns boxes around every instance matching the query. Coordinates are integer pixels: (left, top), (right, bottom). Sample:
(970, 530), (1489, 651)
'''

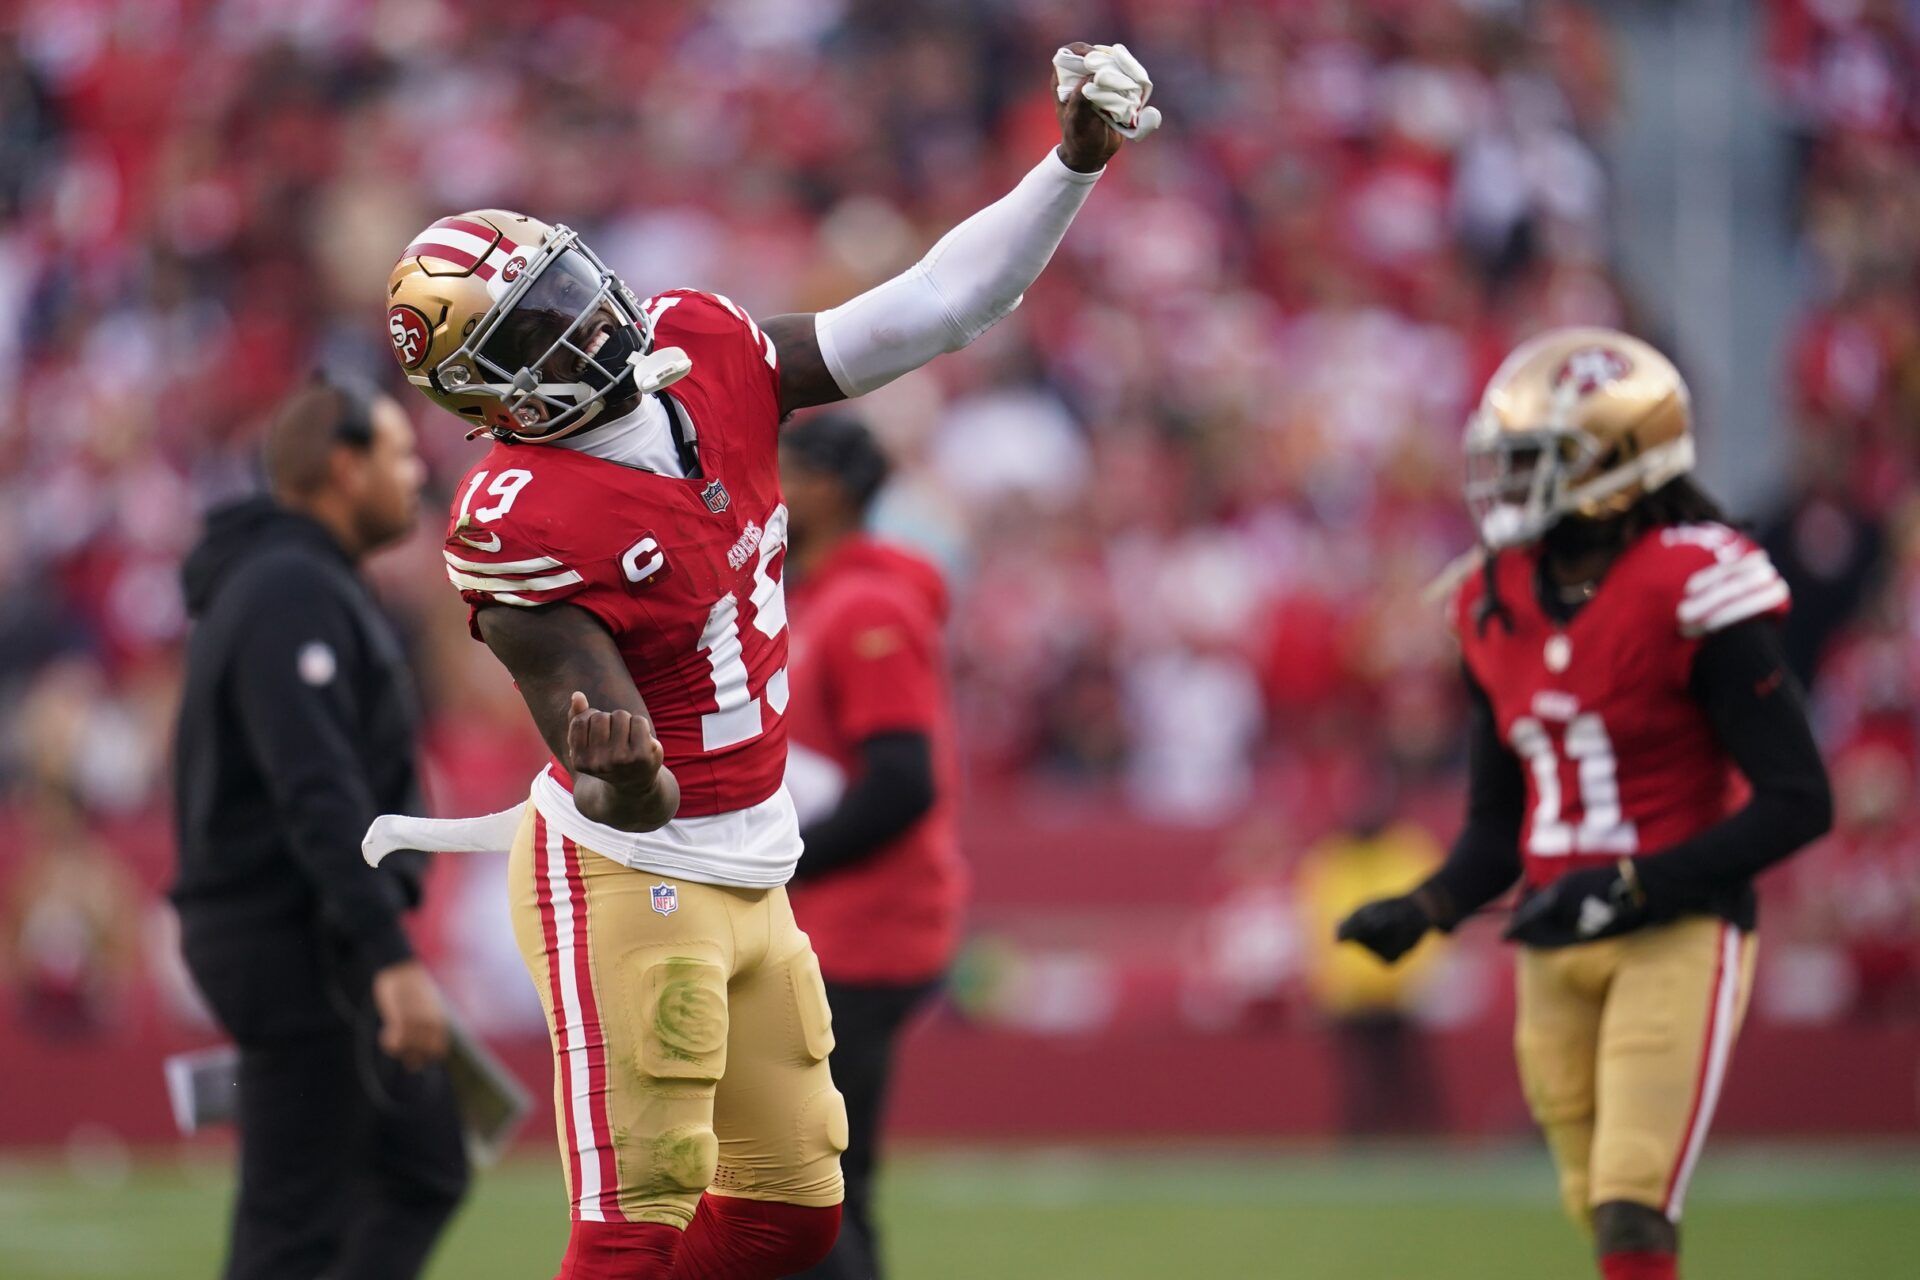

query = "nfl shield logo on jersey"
(650, 883), (679, 916)
(701, 480), (731, 514)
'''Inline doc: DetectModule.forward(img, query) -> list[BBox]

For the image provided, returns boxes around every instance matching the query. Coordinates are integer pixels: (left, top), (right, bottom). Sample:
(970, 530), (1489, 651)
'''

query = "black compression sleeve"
(1419, 669), (1526, 929)
(791, 731), (937, 882)
(1631, 620), (1833, 907)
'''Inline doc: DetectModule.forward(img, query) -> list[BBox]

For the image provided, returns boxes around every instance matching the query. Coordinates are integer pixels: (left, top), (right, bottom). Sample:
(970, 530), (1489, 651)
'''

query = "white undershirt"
(557, 393), (687, 477)
(533, 767), (802, 887)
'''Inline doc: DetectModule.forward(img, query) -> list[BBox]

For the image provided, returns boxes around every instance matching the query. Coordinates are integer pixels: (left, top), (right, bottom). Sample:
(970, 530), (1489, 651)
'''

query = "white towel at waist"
(363, 806), (525, 867)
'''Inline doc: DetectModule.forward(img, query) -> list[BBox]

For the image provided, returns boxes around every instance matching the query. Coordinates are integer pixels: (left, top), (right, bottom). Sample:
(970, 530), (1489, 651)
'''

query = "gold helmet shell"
(386, 211), (689, 443)
(1464, 326), (1695, 549)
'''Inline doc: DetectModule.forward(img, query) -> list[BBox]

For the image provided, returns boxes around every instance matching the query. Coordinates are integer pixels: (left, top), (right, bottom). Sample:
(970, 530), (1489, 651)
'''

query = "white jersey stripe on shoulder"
(708, 290), (767, 346)
(1682, 549), (1770, 598)
(1679, 570), (1785, 634)
(445, 566), (584, 594)
(442, 550), (566, 575)
(1692, 580), (1791, 636)
(1679, 559), (1781, 625)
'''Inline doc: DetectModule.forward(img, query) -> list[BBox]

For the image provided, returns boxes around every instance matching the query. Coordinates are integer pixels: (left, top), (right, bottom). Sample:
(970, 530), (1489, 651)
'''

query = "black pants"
(183, 926), (469, 1280)
(1331, 1009), (1442, 1137)
(793, 978), (939, 1280)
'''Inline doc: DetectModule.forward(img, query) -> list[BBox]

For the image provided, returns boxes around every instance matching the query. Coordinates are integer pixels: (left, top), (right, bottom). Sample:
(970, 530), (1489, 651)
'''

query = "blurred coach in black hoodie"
(172, 373), (468, 1280)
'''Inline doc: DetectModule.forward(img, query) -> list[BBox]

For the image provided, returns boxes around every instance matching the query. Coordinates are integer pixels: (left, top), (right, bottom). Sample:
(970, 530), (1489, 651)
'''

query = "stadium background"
(1, 1), (1917, 1277)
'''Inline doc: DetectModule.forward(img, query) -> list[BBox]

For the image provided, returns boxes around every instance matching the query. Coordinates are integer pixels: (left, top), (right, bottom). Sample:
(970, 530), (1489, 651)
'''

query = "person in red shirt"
(779, 414), (965, 1280)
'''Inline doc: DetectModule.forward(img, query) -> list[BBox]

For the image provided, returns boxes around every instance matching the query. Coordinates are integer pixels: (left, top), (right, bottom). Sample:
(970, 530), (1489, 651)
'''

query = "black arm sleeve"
(1419, 668), (1527, 929)
(1631, 619), (1833, 907)
(791, 731), (937, 883)
(231, 566), (413, 969)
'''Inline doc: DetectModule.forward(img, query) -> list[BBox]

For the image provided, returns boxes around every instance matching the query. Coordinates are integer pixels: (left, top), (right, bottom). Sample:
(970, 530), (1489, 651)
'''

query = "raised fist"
(1053, 42), (1162, 172)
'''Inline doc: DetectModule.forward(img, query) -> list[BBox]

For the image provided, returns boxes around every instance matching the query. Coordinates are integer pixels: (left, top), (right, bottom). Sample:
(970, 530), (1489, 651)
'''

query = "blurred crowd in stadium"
(0, 0), (1916, 1052)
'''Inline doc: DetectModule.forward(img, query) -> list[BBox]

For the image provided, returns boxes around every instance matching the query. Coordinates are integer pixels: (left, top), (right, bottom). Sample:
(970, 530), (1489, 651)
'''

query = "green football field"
(2, 1144), (1916, 1279)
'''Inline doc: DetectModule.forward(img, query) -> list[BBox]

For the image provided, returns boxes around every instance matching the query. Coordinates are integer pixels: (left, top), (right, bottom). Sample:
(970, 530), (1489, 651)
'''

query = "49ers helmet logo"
(1554, 347), (1632, 398)
(387, 305), (432, 369)
(500, 255), (529, 284)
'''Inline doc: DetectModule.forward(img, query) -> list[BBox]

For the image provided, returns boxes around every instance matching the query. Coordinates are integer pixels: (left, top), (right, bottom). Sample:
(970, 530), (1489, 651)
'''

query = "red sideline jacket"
(784, 537), (965, 985)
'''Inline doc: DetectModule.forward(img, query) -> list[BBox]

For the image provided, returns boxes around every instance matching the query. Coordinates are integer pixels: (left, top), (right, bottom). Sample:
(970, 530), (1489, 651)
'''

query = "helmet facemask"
(1464, 414), (1697, 550)
(1464, 419), (1598, 549)
(430, 227), (679, 443)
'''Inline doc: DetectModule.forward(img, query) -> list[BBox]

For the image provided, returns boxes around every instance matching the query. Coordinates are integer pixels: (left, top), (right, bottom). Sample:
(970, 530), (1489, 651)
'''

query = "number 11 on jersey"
(1509, 708), (1639, 857)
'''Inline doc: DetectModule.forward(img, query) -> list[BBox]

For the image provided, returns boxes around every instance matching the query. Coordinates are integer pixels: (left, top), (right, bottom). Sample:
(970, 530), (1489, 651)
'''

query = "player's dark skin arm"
(761, 42), (1125, 418)
(761, 313), (842, 417)
(476, 603), (680, 832)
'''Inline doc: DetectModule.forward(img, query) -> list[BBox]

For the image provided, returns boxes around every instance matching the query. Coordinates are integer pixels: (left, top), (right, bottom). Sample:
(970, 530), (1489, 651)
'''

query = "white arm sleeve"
(813, 148), (1102, 398)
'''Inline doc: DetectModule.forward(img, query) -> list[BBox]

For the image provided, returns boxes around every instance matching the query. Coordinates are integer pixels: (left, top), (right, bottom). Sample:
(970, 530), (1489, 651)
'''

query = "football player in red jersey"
(377, 43), (1158, 1280)
(1339, 329), (1832, 1280)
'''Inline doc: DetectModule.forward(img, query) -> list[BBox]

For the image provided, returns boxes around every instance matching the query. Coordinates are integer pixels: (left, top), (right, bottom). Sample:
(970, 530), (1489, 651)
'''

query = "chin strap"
(460, 345), (693, 444)
(628, 346), (693, 395)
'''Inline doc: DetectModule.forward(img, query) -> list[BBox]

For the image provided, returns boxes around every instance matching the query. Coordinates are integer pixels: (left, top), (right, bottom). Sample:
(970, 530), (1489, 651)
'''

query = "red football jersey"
(783, 537), (967, 984)
(442, 290), (791, 818)
(1454, 522), (1791, 890)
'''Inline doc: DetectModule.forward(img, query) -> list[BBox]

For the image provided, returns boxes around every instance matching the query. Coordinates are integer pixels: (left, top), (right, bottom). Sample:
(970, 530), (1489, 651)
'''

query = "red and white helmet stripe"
(402, 216), (528, 300)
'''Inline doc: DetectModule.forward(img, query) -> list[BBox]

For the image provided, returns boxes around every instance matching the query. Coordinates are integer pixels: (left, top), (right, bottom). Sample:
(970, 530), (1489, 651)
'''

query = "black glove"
(1503, 861), (1650, 948)
(1336, 895), (1433, 964)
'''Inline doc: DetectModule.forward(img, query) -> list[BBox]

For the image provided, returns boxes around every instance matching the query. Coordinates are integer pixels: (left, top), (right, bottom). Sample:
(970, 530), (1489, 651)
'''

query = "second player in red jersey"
(1341, 328), (1831, 1280)
(1455, 520), (1789, 892)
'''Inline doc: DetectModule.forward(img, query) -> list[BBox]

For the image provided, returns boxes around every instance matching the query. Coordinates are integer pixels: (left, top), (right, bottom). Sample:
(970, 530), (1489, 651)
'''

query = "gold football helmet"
(1464, 326), (1695, 549)
(385, 211), (690, 443)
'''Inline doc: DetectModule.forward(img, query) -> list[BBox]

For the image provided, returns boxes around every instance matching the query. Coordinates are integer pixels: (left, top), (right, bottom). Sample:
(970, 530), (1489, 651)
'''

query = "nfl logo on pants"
(650, 883), (679, 916)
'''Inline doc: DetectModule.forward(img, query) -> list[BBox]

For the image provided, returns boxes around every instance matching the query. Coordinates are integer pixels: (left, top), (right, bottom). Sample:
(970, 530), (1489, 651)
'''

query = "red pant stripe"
(540, 815), (622, 1220)
(533, 813), (587, 1216)
(561, 835), (624, 1223)
(1663, 923), (1742, 1219)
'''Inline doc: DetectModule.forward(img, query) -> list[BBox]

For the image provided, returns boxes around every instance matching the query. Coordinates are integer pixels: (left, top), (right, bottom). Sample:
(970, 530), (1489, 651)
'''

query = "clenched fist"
(567, 690), (663, 785)
(1054, 41), (1161, 172)
(566, 691), (679, 832)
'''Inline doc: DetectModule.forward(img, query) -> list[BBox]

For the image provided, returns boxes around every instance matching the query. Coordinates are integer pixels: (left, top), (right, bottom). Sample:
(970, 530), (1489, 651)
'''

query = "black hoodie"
(172, 497), (426, 975)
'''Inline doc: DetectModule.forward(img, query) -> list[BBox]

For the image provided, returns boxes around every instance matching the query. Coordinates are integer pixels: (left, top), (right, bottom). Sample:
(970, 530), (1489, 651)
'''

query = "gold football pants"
(507, 806), (846, 1228)
(1515, 915), (1756, 1226)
